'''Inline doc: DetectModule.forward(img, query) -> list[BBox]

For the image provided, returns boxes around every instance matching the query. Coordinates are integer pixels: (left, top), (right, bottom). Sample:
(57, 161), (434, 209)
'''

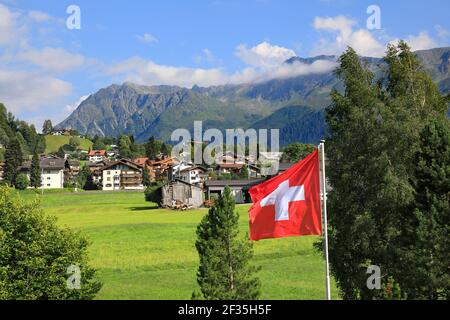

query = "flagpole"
(319, 140), (331, 300)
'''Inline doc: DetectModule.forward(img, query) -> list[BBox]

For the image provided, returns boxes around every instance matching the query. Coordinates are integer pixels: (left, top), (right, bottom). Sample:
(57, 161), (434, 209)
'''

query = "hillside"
(57, 47), (450, 146)
(44, 135), (93, 154)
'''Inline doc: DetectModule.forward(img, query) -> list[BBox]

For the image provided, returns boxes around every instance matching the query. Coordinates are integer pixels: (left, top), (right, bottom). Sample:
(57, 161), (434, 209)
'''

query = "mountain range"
(57, 47), (450, 146)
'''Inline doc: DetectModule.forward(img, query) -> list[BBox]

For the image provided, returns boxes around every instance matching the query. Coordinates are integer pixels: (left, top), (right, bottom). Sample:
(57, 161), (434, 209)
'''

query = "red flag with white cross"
(249, 150), (322, 241)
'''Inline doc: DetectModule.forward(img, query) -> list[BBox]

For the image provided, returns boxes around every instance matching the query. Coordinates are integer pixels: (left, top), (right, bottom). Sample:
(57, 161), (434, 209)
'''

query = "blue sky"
(0, 0), (449, 130)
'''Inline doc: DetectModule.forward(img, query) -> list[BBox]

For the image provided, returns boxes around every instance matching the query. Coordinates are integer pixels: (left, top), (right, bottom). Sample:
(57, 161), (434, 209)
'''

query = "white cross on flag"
(249, 150), (322, 241)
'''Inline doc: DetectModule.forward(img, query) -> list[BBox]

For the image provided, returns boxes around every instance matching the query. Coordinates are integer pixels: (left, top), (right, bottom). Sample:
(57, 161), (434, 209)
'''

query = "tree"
(399, 118), (449, 299)
(77, 166), (98, 190)
(0, 186), (102, 299)
(144, 183), (163, 205)
(239, 165), (249, 179)
(282, 143), (316, 162)
(30, 153), (41, 189)
(92, 136), (106, 151)
(118, 135), (132, 159)
(324, 43), (449, 299)
(193, 186), (260, 300)
(4, 137), (23, 185)
(16, 132), (29, 157)
(14, 173), (29, 190)
(161, 143), (171, 156)
(32, 135), (46, 154)
(142, 165), (151, 187)
(42, 120), (53, 135)
(145, 136), (161, 160)
(57, 146), (66, 159)
(69, 137), (80, 149)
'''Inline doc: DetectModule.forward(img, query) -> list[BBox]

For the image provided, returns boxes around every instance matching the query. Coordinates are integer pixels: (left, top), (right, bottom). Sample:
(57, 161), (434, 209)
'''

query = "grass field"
(20, 191), (338, 300)
(44, 135), (93, 154)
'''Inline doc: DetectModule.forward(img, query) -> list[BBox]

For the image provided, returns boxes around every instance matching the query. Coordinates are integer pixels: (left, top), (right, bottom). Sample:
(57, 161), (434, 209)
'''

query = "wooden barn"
(161, 180), (204, 209)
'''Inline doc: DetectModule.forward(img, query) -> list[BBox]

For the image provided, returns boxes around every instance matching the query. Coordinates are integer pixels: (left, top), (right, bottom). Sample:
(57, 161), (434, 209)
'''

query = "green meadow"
(20, 191), (338, 300)
(44, 135), (93, 154)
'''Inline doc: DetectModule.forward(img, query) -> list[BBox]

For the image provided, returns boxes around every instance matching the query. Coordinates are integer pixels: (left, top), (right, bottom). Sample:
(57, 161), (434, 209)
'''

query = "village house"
(146, 156), (174, 181)
(50, 129), (72, 136)
(216, 162), (245, 175)
(64, 159), (80, 182)
(21, 156), (65, 189)
(101, 159), (144, 191)
(88, 150), (107, 163)
(88, 160), (109, 184)
(176, 166), (208, 185)
(133, 157), (148, 167)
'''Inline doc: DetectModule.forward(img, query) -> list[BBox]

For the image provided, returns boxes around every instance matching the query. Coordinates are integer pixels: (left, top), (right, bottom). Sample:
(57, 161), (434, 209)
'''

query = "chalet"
(51, 129), (71, 136)
(88, 160), (109, 184)
(161, 180), (204, 209)
(21, 156), (65, 189)
(101, 159), (144, 191)
(147, 156), (174, 181)
(88, 150), (107, 163)
(204, 179), (265, 204)
(216, 163), (245, 175)
(176, 166), (208, 185)
(64, 159), (80, 182)
(133, 157), (149, 167)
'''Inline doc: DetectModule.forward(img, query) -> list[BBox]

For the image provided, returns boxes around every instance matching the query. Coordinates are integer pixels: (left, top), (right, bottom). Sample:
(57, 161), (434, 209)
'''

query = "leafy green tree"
(69, 137), (81, 149)
(145, 136), (161, 160)
(42, 120), (53, 135)
(399, 118), (449, 299)
(142, 165), (151, 187)
(0, 186), (102, 299)
(161, 142), (171, 156)
(193, 186), (260, 300)
(118, 135), (132, 159)
(32, 135), (46, 154)
(144, 183), (163, 205)
(57, 146), (66, 159)
(4, 137), (23, 185)
(239, 166), (249, 179)
(92, 136), (106, 151)
(324, 43), (449, 300)
(16, 132), (29, 157)
(0, 127), (9, 146)
(14, 173), (29, 190)
(30, 153), (41, 189)
(282, 143), (316, 162)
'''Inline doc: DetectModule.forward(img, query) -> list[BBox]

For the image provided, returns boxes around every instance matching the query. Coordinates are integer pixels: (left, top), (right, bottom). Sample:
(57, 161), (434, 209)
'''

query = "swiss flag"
(249, 150), (322, 241)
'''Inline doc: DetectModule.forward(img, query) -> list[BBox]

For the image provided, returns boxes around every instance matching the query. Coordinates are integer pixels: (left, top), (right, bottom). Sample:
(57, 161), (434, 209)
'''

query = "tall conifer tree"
(194, 186), (260, 300)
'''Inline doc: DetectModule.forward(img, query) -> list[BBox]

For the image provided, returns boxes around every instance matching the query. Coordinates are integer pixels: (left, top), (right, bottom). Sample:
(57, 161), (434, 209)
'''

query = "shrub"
(14, 174), (29, 190)
(0, 186), (102, 299)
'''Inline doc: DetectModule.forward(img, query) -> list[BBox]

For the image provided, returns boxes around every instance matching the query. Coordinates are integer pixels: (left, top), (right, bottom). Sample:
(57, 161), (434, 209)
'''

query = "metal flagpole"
(319, 140), (331, 300)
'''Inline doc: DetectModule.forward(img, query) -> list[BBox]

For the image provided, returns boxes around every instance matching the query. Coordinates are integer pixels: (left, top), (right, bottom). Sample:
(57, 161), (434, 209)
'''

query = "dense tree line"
(0, 103), (46, 157)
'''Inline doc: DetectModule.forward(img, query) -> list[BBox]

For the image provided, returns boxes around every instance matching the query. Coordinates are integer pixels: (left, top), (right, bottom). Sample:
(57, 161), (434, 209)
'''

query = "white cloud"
(0, 3), (22, 46)
(15, 47), (86, 73)
(435, 25), (450, 41)
(28, 10), (52, 23)
(0, 68), (73, 113)
(105, 53), (336, 88)
(312, 15), (448, 57)
(236, 41), (296, 68)
(65, 95), (89, 113)
(194, 48), (219, 65)
(136, 33), (158, 44)
(313, 15), (385, 57)
(405, 32), (438, 51)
